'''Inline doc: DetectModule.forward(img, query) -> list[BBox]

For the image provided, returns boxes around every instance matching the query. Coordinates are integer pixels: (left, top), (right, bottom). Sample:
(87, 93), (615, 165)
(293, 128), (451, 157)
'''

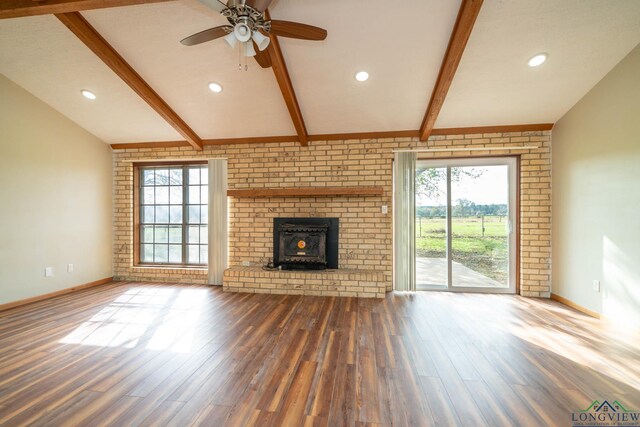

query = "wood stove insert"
(273, 218), (338, 270)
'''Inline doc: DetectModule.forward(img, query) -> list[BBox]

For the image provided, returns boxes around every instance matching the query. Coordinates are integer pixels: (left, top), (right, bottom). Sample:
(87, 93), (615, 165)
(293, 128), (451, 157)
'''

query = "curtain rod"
(393, 145), (539, 153)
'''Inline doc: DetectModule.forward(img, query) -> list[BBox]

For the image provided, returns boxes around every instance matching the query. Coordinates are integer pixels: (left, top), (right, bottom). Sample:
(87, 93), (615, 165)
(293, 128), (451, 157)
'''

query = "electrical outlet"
(67, 264), (74, 273)
(45, 267), (54, 278)
(242, 261), (251, 267)
(593, 280), (601, 292)
(381, 205), (388, 214)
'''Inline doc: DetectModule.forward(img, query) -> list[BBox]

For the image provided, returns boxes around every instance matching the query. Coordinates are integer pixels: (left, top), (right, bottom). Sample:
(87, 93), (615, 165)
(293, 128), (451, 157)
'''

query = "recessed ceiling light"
(528, 53), (548, 67)
(81, 89), (96, 100)
(208, 82), (223, 93)
(355, 71), (369, 82)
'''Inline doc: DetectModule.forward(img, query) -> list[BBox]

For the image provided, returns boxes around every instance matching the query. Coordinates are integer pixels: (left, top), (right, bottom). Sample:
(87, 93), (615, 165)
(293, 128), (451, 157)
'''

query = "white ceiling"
(436, 0), (640, 128)
(0, 14), (182, 143)
(272, 0), (461, 134)
(0, 0), (639, 144)
(81, 0), (461, 137)
(82, 1), (297, 140)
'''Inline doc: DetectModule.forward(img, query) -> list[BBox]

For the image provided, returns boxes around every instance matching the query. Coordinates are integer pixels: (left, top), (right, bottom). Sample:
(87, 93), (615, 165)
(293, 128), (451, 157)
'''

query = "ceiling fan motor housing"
(222, 3), (271, 34)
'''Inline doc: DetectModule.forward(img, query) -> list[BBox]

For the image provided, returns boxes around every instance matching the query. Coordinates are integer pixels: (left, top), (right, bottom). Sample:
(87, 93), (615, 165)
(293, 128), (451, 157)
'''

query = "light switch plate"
(381, 205), (388, 214)
(45, 267), (54, 278)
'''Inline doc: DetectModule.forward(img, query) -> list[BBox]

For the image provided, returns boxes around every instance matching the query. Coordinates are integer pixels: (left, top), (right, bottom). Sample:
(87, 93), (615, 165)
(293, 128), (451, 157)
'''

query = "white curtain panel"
(208, 159), (228, 285)
(393, 152), (416, 292)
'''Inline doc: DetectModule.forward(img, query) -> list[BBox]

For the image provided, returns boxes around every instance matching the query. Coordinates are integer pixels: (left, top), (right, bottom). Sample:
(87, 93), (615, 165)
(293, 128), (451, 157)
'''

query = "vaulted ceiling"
(1, 0), (640, 146)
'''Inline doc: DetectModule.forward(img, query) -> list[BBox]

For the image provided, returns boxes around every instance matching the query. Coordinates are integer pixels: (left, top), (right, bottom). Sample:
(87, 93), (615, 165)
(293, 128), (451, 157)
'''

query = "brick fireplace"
(112, 130), (552, 298)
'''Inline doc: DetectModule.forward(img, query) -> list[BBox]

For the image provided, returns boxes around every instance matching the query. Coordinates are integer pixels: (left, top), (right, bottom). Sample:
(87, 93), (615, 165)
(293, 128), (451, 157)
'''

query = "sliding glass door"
(415, 157), (517, 293)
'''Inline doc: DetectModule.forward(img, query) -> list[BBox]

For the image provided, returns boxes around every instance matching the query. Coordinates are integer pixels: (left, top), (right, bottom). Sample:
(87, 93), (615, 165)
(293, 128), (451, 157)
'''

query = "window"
(136, 164), (208, 266)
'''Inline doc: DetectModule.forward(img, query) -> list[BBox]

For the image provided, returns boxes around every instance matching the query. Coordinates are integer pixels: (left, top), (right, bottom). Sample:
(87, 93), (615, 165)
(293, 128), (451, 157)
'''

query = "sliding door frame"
(416, 156), (519, 294)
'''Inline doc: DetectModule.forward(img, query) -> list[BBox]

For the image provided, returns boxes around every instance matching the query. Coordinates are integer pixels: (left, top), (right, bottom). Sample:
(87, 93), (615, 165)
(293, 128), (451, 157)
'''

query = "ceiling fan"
(180, 0), (328, 68)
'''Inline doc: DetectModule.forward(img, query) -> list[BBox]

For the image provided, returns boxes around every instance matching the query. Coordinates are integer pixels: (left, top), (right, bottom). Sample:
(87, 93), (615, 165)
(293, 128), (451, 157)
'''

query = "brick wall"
(112, 131), (551, 297)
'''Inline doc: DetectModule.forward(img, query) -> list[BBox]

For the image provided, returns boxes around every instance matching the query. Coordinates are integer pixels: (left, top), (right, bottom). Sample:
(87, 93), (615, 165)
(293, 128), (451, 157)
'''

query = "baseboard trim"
(550, 293), (601, 319)
(0, 277), (113, 312)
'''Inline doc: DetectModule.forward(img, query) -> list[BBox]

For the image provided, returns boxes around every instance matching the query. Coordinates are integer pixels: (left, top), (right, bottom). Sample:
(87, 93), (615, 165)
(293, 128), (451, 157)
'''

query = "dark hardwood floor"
(0, 282), (638, 426)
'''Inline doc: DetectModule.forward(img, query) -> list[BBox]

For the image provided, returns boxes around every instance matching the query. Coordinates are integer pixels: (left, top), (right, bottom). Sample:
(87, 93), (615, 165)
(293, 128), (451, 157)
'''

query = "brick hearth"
(223, 266), (385, 298)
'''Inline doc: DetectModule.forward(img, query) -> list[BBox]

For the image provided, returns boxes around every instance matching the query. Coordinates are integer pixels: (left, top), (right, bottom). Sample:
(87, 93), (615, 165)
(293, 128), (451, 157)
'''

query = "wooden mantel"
(227, 186), (384, 198)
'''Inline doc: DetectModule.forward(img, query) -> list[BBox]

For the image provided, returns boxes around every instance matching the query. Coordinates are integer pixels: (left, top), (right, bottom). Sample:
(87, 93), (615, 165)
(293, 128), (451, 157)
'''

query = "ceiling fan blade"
(197, 0), (228, 13)
(245, 0), (274, 12)
(253, 41), (272, 68)
(270, 20), (327, 41)
(180, 26), (233, 46)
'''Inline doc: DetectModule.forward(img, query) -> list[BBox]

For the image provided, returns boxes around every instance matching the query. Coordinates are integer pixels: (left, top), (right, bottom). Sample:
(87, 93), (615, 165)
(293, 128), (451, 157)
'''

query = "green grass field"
(416, 216), (508, 283)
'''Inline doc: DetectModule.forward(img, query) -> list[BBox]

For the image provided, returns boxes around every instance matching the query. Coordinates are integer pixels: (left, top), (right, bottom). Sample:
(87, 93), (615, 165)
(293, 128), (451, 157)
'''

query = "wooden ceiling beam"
(419, 0), (484, 141)
(308, 130), (419, 142)
(265, 11), (309, 147)
(110, 135), (299, 150)
(0, 0), (171, 19)
(56, 12), (203, 150)
(109, 123), (553, 149)
(430, 123), (553, 135)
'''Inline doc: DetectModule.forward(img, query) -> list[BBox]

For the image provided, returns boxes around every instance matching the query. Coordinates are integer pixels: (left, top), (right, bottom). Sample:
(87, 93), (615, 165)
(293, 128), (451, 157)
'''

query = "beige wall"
(113, 131), (551, 297)
(553, 44), (640, 327)
(0, 75), (113, 305)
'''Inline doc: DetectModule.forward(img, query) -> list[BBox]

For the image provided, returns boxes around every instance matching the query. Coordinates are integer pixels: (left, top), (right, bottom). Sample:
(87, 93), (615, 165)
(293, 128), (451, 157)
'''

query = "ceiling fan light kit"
(252, 30), (270, 51)
(244, 40), (256, 57)
(233, 22), (251, 42)
(223, 31), (237, 48)
(181, 0), (327, 68)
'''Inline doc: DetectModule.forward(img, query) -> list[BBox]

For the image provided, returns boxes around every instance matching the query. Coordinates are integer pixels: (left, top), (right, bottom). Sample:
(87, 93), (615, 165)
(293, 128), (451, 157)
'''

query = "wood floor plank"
(209, 301), (299, 407)
(85, 395), (143, 427)
(308, 330), (340, 417)
(138, 400), (185, 426)
(0, 349), (102, 406)
(512, 384), (569, 427)
(464, 380), (517, 427)
(167, 335), (248, 403)
(418, 376), (463, 426)
(189, 403), (232, 427)
(355, 346), (382, 423)
(255, 327), (310, 412)
(163, 347), (250, 425)
(107, 343), (224, 425)
(303, 415), (328, 427)
(243, 408), (277, 427)
(273, 360), (318, 426)
(327, 363), (356, 425)
(385, 335), (434, 426)
(457, 341), (549, 425)
(0, 353), (115, 425)
(425, 340), (488, 426)
(31, 390), (105, 426)
(0, 281), (638, 425)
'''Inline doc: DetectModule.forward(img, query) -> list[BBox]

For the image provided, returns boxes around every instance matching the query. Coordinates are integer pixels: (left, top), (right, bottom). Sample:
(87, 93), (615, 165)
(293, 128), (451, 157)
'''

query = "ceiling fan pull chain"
(240, 42), (249, 71)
